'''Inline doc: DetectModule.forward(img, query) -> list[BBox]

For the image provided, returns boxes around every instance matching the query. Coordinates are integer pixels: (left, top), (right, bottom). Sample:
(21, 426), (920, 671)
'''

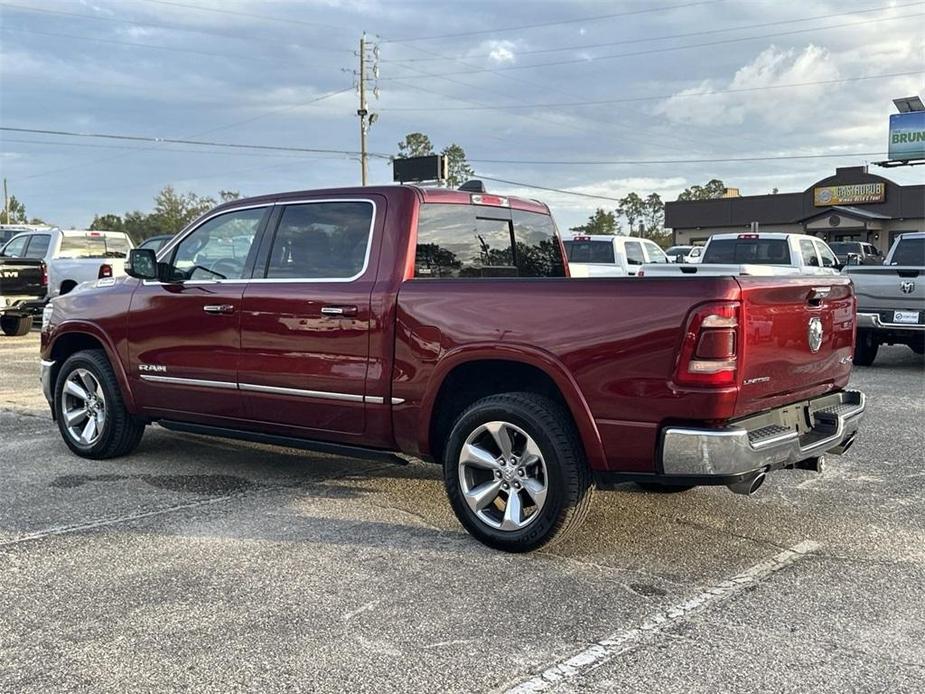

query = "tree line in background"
(88, 187), (241, 241)
(0, 193), (45, 225)
(570, 179), (727, 247)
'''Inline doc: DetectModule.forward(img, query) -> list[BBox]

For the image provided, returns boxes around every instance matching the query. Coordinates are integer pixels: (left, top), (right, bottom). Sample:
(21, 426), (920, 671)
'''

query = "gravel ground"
(1, 331), (923, 693)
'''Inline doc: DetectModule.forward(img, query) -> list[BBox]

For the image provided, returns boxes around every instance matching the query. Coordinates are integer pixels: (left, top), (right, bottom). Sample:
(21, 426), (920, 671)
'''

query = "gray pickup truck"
(845, 232), (925, 365)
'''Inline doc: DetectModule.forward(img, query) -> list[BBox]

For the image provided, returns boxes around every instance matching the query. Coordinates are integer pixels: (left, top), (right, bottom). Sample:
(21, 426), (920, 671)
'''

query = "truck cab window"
(1, 235), (28, 258)
(799, 239), (818, 267)
(169, 208), (265, 281)
(817, 242), (838, 268)
(25, 234), (51, 259)
(415, 204), (516, 278)
(624, 241), (645, 265)
(265, 201), (374, 280)
(643, 242), (669, 263)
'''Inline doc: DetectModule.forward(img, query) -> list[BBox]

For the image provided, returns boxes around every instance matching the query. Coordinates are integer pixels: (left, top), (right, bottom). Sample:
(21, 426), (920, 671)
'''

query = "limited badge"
(807, 317), (823, 353)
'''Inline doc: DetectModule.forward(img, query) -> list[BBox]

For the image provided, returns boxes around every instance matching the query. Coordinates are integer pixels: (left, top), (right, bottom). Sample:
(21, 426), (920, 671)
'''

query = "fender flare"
(418, 343), (607, 470)
(48, 320), (138, 413)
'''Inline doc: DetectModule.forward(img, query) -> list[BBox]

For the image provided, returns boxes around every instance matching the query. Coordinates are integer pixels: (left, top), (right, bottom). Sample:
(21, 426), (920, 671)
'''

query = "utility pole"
(355, 32), (379, 186)
(2, 178), (8, 224)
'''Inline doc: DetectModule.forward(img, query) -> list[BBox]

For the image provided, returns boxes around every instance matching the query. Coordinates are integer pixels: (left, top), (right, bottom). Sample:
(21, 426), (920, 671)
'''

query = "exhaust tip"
(728, 472), (766, 496)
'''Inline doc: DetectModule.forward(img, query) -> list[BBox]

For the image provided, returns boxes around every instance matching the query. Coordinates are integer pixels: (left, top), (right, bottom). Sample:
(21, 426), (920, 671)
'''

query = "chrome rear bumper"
(661, 390), (865, 478)
(857, 312), (925, 331)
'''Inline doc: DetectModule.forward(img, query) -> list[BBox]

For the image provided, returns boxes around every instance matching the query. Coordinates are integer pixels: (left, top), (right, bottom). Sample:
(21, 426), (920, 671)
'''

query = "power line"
(381, 0), (724, 43)
(379, 71), (923, 112)
(0, 26), (277, 61)
(134, 0), (350, 33)
(0, 1), (352, 54)
(379, 11), (925, 79)
(384, 2), (925, 61)
(475, 176), (624, 203)
(0, 127), (392, 159)
(468, 152), (888, 166)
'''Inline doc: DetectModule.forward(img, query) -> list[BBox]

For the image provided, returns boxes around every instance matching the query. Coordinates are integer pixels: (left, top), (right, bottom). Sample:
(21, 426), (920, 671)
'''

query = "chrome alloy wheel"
(61, 368), (107, 446)
(457, 420), (549, 531)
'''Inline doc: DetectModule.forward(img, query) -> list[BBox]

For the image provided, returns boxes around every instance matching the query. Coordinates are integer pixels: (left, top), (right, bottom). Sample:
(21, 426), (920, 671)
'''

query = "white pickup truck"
(639, 232), (843, 277)
(0, 228), (134, 298)
(563, 233), (670, 277)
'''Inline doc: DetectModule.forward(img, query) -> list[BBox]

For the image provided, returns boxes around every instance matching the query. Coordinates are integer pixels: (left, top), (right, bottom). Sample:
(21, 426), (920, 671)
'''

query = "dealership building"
(665, 166), (924, 255)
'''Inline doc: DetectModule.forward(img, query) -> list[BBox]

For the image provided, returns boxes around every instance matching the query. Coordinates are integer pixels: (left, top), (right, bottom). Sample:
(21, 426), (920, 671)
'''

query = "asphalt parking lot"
(1, 331), (923, 693)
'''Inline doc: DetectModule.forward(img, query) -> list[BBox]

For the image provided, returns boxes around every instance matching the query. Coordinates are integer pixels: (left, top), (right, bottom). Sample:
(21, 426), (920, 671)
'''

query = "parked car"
(1, 228), (134, 299)
(564, 234), (669, 276)
(665, 245), (703, 264)
(136, 234), (174, 253)
(639, 232), (843, 277)
(41, 185), (864, 552)
(828, 241), (883, 266)
(844, 232), (925, 365)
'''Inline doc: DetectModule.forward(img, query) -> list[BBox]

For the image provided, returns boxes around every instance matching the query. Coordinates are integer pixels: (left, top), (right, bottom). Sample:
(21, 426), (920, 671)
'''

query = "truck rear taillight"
(675, 301), (740, 387)
(98, 264), (113, 279)
(40, 262), (48, 287)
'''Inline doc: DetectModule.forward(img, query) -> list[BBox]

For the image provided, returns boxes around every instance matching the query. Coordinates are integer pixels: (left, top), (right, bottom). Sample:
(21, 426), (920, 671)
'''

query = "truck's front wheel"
(853, 330), (879, 366)
(55, 349), (145, 459)
(444, 393), (593, 552)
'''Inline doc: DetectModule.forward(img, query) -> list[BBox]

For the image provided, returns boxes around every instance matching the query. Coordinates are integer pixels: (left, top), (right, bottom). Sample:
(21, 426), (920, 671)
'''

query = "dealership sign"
(813, 183), (885, 206)
(888, 111), (925, 161)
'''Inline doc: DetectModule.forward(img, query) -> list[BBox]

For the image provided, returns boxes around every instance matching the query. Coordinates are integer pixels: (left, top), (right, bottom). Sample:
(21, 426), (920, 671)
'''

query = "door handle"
(321, 305), (358, 317)
(203, 304), (235, 314)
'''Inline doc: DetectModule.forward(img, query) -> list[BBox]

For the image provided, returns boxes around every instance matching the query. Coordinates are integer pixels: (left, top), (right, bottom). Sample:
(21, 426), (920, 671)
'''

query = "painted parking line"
(503, 540), (822, 694)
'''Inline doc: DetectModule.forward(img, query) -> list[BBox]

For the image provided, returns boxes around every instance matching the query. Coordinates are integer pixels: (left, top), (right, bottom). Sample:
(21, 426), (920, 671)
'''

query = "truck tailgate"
(735, 276), (854, 418)
(846, 266), (925, 312)
(0, 259), (46, 302)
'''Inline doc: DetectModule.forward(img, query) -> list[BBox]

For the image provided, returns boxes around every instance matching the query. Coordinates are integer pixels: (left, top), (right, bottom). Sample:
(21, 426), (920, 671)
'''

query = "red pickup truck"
(40, 185), (865, 551)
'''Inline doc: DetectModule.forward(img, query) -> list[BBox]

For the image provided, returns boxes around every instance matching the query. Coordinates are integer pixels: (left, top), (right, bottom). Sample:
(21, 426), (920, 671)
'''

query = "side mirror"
(125, 248), (159, 280)
(846, 253), (860, 266)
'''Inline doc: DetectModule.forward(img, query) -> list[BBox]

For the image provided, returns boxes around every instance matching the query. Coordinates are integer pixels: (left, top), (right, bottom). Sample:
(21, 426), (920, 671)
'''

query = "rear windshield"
(59, 234), (131, 258)
(703, 238), (790, 265)
(890, 238), (925, 266)
(828, 242), (860, 255)
(563, 240), (615, 264)
(414, 204), (565, 278)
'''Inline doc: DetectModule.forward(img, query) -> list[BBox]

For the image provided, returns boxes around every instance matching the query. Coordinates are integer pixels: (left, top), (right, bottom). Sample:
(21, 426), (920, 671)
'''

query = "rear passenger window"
(266, 202), (374, 280)
(624, 241), (645, 265)
(25, 234), (51, 258)
(414, 204), (564, 278)
(799, 240), (818, 266)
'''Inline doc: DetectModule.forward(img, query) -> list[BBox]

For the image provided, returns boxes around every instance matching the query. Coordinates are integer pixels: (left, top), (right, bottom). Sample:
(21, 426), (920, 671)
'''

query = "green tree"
(1, 194), (28, 224)
(219, 190), (241, 203)
(677, 178), (726, 201)
(395, 132), (474, 187)
(642, 193), (666, 241)
(570, 208), (619, 235)
(148, 185), (215, 233)
(89, 214), (124, 232)
(618, 192), (646, 236)
(441, 143), (475, 188)
(397, 132), (434, 158)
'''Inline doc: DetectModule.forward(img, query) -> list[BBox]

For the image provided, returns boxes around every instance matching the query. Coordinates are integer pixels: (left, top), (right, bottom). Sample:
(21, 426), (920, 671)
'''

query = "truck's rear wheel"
(1, 314), (32, 336)
(443, 392), (593, 552)
(55, 349), (145, 459)
(853, 330), (879, 366)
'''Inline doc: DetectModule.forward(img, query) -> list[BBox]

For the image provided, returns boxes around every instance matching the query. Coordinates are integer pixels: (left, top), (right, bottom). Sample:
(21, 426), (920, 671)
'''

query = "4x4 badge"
(901, 280), (915, 294)
(807, 317), (823, 353)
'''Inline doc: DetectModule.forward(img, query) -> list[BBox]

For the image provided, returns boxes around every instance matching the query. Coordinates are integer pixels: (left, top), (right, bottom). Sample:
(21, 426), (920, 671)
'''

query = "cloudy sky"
(0, 0), (922, 230)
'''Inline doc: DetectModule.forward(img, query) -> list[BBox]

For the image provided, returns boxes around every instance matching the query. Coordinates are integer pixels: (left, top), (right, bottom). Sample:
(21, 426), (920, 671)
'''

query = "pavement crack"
(672, 516), (794, 553)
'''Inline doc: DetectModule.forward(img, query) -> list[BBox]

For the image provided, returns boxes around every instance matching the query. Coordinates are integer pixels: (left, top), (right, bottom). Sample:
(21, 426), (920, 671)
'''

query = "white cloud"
(655, 44), (837, 128)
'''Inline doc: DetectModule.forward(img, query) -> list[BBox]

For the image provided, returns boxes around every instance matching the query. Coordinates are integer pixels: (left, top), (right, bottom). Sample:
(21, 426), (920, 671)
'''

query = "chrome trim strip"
(140, 374), (238, 390)
(365, 396), (385, 404)
(238, 382), (364, 402)
(390, 397), (406, 405)
(148, 198), (377, 286)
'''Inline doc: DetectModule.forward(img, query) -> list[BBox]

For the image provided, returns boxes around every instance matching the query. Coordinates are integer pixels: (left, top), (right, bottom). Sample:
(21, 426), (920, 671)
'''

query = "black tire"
(54, 349), (145, 459)
(1, 314), (32, 336)
(853, 330), (879, 366)
(635, 481), (696, 493)
(443, 392), (594, 553)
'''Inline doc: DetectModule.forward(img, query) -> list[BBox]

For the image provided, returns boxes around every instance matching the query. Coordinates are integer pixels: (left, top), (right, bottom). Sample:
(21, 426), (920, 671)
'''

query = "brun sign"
(813, 183), (885, 206)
